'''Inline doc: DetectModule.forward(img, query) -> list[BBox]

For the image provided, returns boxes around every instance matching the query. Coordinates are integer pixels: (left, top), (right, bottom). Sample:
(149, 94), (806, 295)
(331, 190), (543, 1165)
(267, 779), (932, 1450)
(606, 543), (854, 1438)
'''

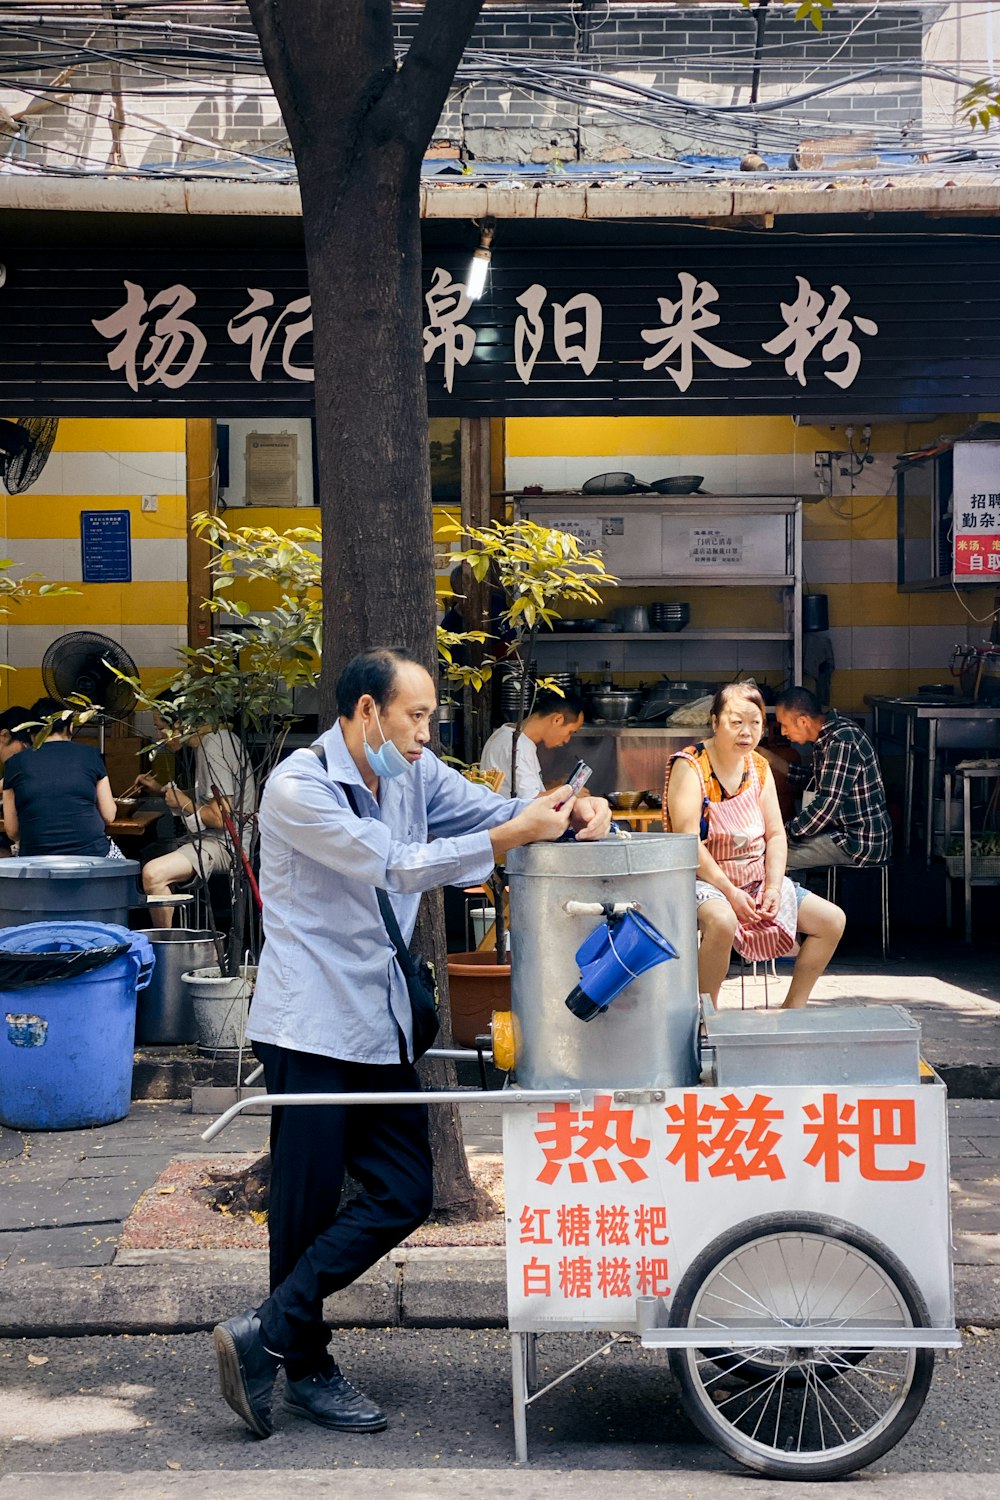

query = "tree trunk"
(308, 167), (436, 707)
(415, 895), (492, 1221)
(247, 0), (486, 1217)
(248, 0), (483, 708)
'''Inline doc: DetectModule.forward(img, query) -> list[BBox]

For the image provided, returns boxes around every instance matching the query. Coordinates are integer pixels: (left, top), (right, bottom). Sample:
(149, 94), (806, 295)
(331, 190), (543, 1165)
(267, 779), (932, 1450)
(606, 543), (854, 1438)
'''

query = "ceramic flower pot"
(446, 951), (511, 1049)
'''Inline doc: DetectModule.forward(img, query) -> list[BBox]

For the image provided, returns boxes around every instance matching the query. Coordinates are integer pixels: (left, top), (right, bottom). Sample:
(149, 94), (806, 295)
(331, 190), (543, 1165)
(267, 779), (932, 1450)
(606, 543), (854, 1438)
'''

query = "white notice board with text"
(504, 1083), (951, 1333)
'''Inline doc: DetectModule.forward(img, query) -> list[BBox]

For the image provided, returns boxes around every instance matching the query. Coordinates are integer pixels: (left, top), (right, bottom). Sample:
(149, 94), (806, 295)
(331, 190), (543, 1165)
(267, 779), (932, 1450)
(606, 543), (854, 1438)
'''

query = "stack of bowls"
(501, 666), (582, 717)
(500, 663), (535, 718)
(651, 602), (691, 633)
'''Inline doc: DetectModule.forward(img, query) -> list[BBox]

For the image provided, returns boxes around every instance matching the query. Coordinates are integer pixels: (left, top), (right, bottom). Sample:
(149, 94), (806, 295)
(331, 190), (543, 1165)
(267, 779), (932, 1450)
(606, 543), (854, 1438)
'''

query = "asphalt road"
(1, 1326), (998, 1486)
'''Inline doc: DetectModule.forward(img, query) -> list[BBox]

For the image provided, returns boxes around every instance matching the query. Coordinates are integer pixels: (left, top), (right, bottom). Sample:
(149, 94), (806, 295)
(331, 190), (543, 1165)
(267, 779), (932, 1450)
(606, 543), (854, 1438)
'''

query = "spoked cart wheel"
(668, 1212), (934, 1480)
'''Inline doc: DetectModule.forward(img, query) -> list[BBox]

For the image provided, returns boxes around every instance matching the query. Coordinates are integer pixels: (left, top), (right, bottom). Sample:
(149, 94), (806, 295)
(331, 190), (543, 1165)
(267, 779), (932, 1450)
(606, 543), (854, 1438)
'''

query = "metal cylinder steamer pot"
(506, 833), (699, 1090)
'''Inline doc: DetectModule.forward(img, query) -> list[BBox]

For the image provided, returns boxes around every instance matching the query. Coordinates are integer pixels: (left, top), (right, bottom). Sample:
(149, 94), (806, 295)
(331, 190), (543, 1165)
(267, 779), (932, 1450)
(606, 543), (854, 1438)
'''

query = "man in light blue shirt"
(214, 646), (610, 1441)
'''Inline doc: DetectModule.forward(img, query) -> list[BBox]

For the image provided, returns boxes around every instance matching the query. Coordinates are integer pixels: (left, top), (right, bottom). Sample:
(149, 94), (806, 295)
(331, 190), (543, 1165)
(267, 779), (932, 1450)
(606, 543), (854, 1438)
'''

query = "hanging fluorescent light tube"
(465, 218), (495, 301)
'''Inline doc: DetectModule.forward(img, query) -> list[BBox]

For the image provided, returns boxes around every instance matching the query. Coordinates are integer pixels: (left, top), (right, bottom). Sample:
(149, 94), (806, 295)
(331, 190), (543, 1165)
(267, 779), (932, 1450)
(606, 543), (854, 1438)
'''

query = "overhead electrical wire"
(0, 1), (998, 180)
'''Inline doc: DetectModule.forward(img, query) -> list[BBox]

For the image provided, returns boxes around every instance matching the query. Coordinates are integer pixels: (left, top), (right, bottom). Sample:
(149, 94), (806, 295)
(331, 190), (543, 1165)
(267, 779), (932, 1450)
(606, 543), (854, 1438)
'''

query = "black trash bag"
(0, 943), (132, 992)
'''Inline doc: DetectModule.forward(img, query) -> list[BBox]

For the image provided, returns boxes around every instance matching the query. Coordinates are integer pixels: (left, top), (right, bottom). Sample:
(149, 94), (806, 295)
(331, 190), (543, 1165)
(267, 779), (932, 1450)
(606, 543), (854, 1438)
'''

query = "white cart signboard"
(504, 1083), (952, 1332)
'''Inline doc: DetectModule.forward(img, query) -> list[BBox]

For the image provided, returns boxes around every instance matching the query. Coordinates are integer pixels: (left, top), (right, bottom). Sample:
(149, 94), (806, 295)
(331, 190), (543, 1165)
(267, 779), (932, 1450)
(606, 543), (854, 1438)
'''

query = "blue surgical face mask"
(363, 704), (411, 781)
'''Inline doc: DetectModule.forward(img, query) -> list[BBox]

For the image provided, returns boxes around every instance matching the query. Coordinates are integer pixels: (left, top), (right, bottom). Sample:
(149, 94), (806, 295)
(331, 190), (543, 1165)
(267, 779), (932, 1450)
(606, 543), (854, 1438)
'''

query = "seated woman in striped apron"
(664, 681), (845, 1010)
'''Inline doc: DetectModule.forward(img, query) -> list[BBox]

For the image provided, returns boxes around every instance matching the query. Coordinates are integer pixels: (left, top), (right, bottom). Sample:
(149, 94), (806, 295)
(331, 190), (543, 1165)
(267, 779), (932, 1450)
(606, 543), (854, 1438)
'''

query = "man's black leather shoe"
(212, 1310), (282, 1438)
(284, 1366), (388, 1432)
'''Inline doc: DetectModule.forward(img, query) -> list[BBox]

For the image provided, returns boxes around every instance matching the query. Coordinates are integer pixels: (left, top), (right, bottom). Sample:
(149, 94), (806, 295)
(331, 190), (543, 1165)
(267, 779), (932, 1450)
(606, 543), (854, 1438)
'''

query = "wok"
(649, 475), (705, 494)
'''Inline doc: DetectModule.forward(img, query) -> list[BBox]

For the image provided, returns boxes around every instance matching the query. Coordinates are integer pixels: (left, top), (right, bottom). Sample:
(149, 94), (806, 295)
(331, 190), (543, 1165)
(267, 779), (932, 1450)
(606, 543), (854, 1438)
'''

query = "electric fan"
(42, 631), (139, 720)
(0, 418), (59, 495)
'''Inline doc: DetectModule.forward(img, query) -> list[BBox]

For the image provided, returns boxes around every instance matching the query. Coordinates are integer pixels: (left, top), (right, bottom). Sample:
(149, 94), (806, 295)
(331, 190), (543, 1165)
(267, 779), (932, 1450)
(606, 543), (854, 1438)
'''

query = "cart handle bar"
(241, 1046), (493, 1087)
(201, 1088), (583, 1143)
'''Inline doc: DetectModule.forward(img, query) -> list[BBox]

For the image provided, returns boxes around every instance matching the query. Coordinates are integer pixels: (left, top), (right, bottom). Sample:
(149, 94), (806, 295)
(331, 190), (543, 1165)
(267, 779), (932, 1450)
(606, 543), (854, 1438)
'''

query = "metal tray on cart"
(703, 1001), (921, 1087)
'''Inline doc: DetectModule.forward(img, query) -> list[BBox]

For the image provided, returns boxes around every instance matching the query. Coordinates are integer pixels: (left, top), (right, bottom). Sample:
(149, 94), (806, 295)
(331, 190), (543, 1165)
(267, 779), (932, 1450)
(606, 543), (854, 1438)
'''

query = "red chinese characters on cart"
(504, 1089), (929, 1323)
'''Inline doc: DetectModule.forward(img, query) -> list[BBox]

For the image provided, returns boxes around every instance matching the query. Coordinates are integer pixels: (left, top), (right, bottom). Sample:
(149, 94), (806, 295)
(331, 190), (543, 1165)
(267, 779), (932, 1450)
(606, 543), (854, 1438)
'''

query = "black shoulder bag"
(309, 744), (440, 1060)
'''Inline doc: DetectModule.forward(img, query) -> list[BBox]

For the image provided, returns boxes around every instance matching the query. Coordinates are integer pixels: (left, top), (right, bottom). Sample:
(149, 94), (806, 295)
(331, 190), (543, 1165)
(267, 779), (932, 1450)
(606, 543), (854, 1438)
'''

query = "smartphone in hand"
(556, 759), (592, 809)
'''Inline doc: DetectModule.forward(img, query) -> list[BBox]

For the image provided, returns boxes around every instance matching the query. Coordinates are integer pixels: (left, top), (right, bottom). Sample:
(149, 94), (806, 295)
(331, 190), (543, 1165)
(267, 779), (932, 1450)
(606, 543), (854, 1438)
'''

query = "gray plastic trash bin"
(0, 856), (141, 930)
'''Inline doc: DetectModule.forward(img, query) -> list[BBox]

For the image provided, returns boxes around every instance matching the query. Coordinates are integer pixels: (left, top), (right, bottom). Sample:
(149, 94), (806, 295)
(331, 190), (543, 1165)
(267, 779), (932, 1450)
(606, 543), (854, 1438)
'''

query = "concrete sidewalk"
(2, 940), (1000, 1337)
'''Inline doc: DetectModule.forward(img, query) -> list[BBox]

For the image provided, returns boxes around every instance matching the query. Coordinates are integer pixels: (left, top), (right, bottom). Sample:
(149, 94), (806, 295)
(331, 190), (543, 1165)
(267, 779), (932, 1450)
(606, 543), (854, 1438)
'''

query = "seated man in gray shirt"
(212, 646), (611, 1442)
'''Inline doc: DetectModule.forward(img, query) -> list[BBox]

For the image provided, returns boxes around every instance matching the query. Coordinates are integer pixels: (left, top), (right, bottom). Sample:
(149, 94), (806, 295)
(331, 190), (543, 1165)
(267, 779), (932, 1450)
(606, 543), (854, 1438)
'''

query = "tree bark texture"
(247, 0), (487, 1218)
(459, 416), (494, 764)
(247, 0), (483, 714)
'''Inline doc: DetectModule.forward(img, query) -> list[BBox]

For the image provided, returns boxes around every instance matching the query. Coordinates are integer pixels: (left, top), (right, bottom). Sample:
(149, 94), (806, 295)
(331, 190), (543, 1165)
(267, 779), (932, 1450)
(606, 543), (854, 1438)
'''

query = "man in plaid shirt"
(773, 686), (892, 869)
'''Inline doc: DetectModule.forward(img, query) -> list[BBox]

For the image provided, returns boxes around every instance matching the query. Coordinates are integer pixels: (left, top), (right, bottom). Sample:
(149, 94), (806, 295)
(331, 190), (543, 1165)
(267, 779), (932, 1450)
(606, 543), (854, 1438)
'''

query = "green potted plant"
(439, 518), (616, 1042)
(106, 513), (322, 1051)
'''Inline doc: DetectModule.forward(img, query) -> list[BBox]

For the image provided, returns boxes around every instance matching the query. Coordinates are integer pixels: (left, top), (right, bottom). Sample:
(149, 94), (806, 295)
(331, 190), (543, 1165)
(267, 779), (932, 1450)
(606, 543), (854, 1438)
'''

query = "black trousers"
(253, 1041), (432, 1376)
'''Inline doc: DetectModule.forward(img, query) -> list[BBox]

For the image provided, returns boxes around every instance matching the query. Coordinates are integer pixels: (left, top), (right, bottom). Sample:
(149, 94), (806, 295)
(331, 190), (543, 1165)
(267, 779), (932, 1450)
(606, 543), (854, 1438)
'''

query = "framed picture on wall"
(245, 430), (299, 505)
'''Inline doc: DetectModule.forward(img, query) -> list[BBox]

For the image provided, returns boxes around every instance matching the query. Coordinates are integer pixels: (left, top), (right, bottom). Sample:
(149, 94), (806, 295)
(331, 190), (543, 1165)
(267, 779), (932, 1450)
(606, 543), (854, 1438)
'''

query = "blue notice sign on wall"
(81, 510), (132, 583)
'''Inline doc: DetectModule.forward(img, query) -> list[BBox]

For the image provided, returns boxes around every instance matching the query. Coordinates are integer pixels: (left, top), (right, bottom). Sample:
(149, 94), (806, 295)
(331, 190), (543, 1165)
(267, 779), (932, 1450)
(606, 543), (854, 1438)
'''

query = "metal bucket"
(506, 833), (699, 1090)
(135, 929), (218, 1044)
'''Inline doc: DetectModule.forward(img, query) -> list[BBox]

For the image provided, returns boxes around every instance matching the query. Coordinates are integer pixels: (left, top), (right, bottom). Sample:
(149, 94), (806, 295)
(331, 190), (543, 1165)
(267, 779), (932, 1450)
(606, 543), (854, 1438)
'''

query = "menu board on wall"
(80, 509), (132, 583)
(952, 441), (1000, 580)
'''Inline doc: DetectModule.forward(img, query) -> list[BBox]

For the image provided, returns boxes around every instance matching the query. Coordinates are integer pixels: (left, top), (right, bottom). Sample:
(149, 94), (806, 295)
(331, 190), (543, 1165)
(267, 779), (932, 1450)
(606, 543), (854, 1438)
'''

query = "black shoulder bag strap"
(309, 742), (439, 1057)
(308, 741), (413, 975)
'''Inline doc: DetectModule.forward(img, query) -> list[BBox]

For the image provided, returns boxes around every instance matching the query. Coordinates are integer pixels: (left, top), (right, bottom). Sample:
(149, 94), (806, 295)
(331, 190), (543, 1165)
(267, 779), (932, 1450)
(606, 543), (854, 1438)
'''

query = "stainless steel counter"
(557, 724), (705, 736)
(867, 695), (1000, 862)
(539, 724), (706, 797)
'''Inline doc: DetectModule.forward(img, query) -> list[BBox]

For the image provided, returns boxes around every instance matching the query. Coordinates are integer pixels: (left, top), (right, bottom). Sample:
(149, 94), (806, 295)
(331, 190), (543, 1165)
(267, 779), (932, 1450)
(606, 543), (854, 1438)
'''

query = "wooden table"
(610, 809), (664, 831)
(1, 809), (162, 850)
(110, 809), (162, 839)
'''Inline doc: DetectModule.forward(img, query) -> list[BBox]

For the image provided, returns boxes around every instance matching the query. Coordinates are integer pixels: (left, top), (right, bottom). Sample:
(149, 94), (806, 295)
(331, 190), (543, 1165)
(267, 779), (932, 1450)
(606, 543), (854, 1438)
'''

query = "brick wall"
(0, 4), (929, 173)
(398, 4), (927, 162)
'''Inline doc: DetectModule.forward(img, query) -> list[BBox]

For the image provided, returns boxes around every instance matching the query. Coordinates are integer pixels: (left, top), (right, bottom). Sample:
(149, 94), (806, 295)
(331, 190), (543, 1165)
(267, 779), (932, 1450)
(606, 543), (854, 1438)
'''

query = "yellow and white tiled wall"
(2, 412), (992, 719)
(0, 418), (187, 710)
(505, 415), (991, 712)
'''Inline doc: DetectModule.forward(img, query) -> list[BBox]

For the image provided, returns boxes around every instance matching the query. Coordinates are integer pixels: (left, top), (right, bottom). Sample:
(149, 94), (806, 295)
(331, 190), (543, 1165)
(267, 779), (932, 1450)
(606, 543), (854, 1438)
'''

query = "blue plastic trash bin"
(0, 921), (155, 1131)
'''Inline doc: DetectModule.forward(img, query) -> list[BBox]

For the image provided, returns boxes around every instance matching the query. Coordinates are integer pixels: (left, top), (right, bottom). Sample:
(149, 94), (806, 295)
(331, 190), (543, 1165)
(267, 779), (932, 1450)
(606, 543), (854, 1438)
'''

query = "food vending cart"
(206, 833), (959, 1481)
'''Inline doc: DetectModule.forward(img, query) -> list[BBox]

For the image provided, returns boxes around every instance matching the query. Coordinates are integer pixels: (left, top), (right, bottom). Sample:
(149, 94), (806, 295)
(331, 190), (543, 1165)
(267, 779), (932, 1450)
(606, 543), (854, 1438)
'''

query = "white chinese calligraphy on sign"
(514, 284), (603, 385)
(92, 281), (207, 391)
(90, 270), (882, 400)
(762, 277), (878, 390)
(640, 273), (752, 392)
(228, 288), (313, 382)
(422, 267), (476, 394)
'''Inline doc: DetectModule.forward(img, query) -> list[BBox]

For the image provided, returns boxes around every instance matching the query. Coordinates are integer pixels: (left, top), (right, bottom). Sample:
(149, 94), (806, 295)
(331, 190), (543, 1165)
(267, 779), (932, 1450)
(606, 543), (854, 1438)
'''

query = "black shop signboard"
(0, 235), (997, 418)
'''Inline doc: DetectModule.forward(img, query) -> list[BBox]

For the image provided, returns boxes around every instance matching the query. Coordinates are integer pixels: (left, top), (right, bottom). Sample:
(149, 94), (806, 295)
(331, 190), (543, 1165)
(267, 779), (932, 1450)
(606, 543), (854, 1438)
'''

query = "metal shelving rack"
(508, 493), (803, 683)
